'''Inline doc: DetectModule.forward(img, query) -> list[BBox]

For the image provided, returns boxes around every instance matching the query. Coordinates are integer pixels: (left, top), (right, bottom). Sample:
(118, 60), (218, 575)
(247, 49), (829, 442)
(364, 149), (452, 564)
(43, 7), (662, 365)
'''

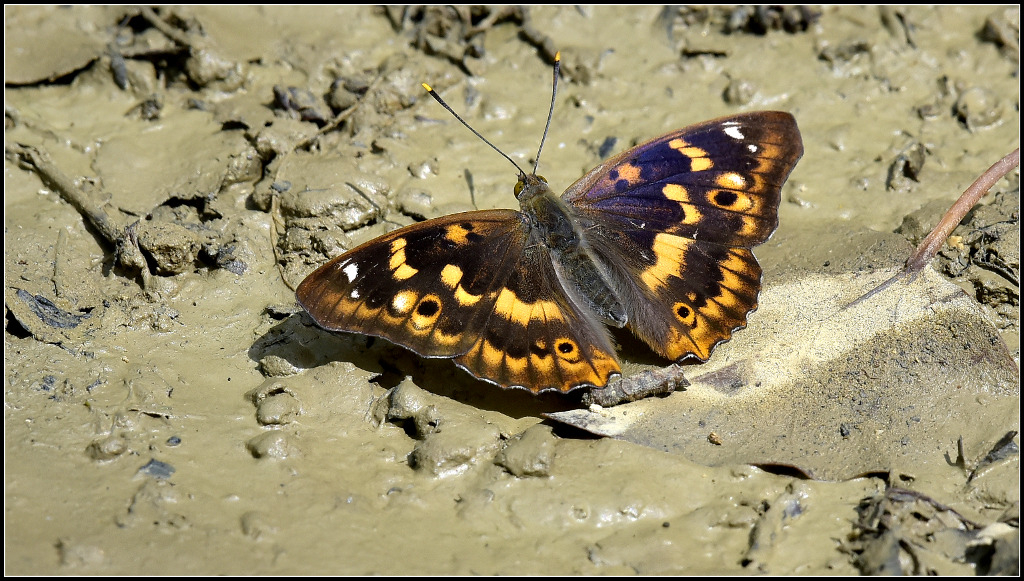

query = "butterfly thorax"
(515, 173), (628, 327)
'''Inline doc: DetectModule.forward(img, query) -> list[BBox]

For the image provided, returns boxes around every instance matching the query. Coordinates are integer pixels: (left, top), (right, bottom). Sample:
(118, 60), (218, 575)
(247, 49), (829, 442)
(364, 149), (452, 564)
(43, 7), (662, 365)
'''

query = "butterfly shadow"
(249, 310), (587, 420)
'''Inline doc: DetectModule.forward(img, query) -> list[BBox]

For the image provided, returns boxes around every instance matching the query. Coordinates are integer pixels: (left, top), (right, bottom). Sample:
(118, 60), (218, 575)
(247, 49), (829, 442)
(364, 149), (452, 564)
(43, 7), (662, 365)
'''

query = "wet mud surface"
(5, 6), (1019, 575)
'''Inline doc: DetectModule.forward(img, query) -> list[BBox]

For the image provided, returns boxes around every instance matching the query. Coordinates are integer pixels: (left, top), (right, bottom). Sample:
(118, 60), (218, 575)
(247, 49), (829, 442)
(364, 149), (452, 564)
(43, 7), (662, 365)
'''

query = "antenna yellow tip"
(422, 83), (433, 92)
(555, 51), (561, 62)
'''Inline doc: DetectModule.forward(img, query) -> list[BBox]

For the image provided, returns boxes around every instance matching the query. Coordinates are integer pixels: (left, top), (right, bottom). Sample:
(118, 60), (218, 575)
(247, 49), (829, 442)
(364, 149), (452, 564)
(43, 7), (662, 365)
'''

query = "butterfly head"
(514, 172), (550, 202)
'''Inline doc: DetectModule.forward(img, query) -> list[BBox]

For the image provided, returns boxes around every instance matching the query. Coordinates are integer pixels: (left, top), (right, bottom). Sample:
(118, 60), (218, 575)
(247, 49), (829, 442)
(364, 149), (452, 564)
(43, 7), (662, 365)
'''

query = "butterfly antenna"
(533, 51), (560, 176)
(421, 83), (527, 177)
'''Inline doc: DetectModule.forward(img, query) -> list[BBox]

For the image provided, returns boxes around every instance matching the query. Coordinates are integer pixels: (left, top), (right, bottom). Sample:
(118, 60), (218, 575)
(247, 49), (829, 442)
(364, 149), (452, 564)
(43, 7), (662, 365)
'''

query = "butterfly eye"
(514, 180), (525, 196)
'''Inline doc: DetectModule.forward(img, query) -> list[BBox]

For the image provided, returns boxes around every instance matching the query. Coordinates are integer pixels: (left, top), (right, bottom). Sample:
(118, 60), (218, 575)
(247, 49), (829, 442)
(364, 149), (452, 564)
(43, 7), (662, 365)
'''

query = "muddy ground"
(4, 5), (1019, 575)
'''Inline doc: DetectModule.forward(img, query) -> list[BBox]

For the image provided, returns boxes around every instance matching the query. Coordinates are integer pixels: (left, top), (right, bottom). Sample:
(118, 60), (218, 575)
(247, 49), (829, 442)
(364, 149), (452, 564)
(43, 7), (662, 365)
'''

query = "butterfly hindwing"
(296, 210), (621, 393)
(565, 112), (803, 363)
(585, 227), (765, 361)
(454, 246), (620, 393)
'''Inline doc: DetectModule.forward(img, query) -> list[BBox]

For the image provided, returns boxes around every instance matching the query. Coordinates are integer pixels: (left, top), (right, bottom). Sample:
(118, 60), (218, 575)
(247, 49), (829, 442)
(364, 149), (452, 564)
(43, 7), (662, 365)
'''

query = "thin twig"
(8, 144), (122, 245)
(293, 73), (386, 152)
(6, 143), (149, 281)
(269, 192), (289, 289)
(583, 364), (688, 407)
(138, 6), (196, 49)
(847, 148), (1019, 308)
(907, 148), (1019, 273)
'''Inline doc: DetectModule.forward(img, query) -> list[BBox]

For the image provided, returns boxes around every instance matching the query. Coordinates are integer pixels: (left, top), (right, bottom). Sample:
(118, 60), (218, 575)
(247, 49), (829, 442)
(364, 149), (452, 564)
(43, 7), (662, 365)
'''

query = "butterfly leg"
(582, 364), (689, 407)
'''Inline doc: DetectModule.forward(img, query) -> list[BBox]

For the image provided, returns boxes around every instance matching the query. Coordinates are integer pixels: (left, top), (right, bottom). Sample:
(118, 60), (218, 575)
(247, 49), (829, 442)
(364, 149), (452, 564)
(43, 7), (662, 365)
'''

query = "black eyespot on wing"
(713, 190), (738, 207)
(416, 299), (439, 317)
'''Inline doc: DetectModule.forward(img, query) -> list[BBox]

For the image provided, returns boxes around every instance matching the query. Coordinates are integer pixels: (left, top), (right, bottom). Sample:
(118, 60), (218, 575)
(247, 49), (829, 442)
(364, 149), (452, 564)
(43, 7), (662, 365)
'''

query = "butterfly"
(297, 59), (803, 395)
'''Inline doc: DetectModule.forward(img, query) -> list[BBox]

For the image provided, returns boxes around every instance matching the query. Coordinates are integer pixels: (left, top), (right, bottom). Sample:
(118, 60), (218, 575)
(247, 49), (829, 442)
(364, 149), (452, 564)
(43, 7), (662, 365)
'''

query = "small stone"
(723, 78), (756, 105)
(279, 185), (378, 231)
(246, 430), (300, 459)
(327, 80), (359, 111)
(258, 355), (301, 377)
(386, 382), (430, 421)
(954, 87), (1003, 132)
(246, 379), (289, 404)
(86, 435), (127, 460)
(256, 393), (301, 426)
(136, 221), (200, 275)
(136, 458), (175, 480)
(395, 188), (436, 220)
(410, 420), (501, 477)
(494, 424), (556, 477)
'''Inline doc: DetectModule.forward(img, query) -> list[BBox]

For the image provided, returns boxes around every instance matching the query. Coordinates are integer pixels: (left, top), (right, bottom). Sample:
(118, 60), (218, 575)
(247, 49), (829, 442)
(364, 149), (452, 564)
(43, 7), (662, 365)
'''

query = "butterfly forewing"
(566, 112), (803, 363)
(297, 210), (522, 358)
(296, 210), (621, 393)
(565, 112), (802, 248)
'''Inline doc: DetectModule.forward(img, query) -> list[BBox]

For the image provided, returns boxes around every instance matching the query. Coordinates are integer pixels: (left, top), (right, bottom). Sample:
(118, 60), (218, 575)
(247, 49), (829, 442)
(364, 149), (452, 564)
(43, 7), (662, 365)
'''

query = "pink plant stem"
(906, 148), (1020, 273)
(847, 148), (1019, 309)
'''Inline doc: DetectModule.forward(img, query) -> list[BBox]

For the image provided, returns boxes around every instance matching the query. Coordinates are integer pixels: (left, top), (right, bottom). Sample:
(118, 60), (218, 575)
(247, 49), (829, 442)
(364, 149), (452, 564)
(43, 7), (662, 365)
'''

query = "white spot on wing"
(349, 289), (360, 299)
(724, 126), (745, 140)
(392, 294), (409, 312)
(747, 144), (758, 153)
(342, 262), (359, 283)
